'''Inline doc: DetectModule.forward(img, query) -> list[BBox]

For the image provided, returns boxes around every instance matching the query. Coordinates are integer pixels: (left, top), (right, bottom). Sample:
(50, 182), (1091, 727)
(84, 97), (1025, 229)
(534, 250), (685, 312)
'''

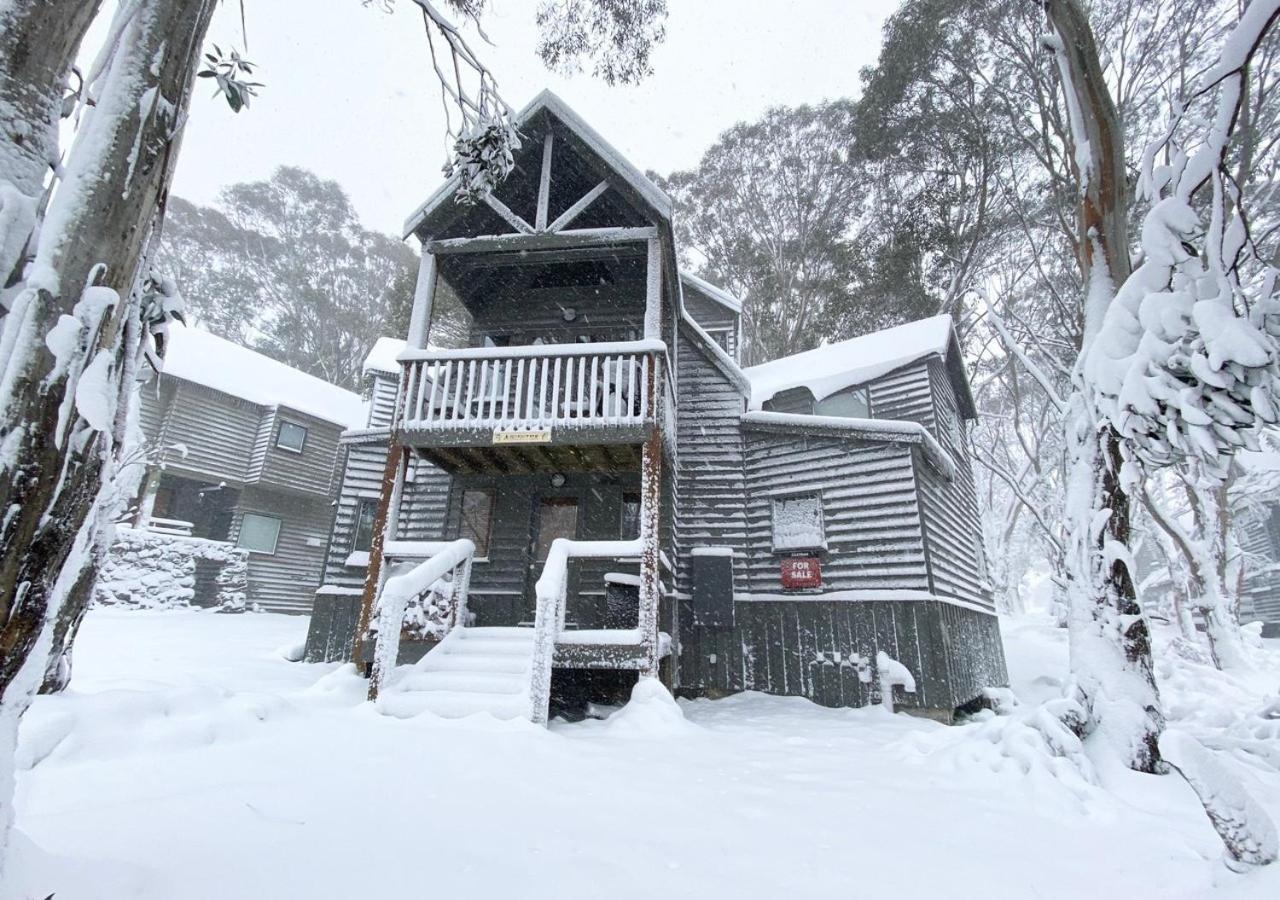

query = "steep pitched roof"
(744, 315), (977, 418)
(681, 271), (742, 314)
(403, 89), (672, 239)
(162, 324), (367, 428)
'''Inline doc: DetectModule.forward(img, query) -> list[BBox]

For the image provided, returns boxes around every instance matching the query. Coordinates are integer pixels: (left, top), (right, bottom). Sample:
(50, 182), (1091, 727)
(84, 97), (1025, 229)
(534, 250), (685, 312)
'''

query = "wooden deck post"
(407, 250), (437, 350)
(638, 356), (663, 677)
(352, 445), (410, 689)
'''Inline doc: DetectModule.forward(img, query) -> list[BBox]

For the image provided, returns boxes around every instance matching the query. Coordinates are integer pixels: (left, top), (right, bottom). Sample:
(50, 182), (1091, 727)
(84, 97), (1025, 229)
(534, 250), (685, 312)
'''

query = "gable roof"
(681, 271), (742, 315)
(363, 337), (407, 376)
(744, 315), (977, 418)
(162, 324), (367, 428)
(403, 89), (672, 239)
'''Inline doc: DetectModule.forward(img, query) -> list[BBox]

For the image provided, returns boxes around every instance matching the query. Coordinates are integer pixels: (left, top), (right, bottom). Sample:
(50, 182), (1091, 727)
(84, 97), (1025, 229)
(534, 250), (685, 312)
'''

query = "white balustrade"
(397, 340), (665, 435)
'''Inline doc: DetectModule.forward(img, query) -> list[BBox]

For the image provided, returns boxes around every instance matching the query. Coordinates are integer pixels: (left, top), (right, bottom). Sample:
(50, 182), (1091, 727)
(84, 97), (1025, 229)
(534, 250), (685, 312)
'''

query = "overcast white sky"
(171, 1), (899, 236)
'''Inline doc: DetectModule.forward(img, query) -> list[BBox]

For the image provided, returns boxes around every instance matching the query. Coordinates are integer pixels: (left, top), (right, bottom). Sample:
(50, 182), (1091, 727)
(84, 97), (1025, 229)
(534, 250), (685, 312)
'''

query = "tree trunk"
(0, 0), (102, 289)
(1045, 0), (1163, 772)
(0, 0), (218, 858)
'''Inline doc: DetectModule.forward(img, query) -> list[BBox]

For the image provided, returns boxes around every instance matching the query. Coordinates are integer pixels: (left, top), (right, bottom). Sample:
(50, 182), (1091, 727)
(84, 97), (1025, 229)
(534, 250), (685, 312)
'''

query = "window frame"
(351, 498), (379, 553)
(770, 491), (828, 553)
(275, 419), (308, 454)
(237, 512), (282, 555)
(620, 492), (642, 540)
(813, 386), (871, 420)
(458, 488), (496, 561)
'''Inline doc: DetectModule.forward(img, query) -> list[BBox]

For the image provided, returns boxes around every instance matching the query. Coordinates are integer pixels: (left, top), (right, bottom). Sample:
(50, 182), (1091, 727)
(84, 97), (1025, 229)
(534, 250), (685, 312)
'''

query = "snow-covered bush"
(94, 526), (248, 611)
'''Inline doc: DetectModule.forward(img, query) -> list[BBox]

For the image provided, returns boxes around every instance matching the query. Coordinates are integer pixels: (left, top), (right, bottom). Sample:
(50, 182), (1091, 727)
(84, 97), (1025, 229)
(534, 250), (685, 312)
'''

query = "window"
(460, 490), (495, 558)
(704, 327), (733, 353)
(276, 420), (307, 453)
(620, 492), (641, 539)
(813, 387), (870, 419)
(237, 513), (282, 554)
(771, 493), (826, 552)
(352, 499), (378, 552)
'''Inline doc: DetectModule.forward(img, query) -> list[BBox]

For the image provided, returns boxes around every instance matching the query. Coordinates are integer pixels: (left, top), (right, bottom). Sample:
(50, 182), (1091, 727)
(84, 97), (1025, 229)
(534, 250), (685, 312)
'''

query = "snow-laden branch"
(988, 308), (1068, 414)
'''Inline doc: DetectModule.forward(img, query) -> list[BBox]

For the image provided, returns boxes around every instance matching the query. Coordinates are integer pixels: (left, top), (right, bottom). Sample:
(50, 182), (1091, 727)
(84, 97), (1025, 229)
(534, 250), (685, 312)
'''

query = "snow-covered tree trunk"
(0, 0), (102, 288)
(1045, 0), (1164, 772)
(0, 0), (217, 864)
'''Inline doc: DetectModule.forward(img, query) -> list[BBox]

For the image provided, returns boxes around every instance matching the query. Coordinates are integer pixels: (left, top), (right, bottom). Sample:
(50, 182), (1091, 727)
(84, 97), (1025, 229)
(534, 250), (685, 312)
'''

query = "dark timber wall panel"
(231, 486), (331, 613)
(915, 451), (990, 609)
(741, 435), (929, 594)
(251, 409), (345, 496)
(158, 382), (260, 484)
(868, 359), (936, 430)
(678, 598), (1004, 713)
(367, 374), (398, 428)
(322, 442), (388, 589)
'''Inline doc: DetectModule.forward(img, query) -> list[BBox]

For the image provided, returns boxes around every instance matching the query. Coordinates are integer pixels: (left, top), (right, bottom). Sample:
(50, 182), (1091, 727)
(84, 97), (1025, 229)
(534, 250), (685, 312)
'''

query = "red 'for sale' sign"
(781, 556), (821, 589)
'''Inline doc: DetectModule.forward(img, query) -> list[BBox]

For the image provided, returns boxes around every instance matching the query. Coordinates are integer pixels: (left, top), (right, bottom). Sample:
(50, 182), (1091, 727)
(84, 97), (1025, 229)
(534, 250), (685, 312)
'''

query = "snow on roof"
(363, 337), (407, 376)
(161, 324), (367, 428)
(403, 89), (672, 238)
(744, 316), (957, 410)
(680, 271), (742, 314)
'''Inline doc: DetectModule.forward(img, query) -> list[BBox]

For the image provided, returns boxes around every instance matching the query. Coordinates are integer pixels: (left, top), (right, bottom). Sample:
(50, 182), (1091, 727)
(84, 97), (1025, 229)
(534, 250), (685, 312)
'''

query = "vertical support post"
(638, 357), (663, 677)
(644, 236), (662, 342)
(407, 250), (438, 350)
(133, 466), (161, 527)
(352, 445), (410, 685)
(536, 131), (554, 232)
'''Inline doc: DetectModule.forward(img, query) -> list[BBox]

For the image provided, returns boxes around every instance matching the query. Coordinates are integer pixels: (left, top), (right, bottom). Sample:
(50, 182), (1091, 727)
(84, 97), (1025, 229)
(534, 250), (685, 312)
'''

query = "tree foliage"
(155, 167), (450, 390)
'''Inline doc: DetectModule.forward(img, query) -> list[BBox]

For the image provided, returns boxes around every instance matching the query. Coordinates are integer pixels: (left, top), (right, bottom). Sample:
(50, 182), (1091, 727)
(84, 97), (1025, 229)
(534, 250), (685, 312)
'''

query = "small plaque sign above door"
(493, 428), (552, 445)
(781, 556), (821, 590)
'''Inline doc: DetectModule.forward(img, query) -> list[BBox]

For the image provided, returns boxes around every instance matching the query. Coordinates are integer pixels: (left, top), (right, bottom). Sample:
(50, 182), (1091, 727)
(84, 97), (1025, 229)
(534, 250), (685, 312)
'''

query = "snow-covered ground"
(7, 609), (1280, 899)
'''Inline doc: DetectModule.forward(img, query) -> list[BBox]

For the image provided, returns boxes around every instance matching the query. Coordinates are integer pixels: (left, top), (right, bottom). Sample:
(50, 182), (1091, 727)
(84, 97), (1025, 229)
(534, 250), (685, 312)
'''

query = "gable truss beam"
(536, 131), (554, 231)
(482, 193), (534, 235)
(424, 226), (657, 256)
(548, 180), (610, 233)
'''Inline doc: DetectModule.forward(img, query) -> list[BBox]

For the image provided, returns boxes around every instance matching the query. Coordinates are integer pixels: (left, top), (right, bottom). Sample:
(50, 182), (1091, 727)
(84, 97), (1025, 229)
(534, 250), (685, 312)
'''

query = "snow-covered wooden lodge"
(127, 324), (366, 612)
(304, 91), (1007, 722)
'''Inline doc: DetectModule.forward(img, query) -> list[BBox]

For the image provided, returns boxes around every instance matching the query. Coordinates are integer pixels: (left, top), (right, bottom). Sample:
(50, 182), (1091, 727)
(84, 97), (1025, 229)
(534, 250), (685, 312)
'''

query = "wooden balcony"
(395, 340), (669, 473)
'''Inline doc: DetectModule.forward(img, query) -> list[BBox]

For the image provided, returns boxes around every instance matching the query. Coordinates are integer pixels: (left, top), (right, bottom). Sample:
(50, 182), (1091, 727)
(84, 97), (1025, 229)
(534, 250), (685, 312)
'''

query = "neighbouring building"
(304, 91), (1008, 722)
(123, 323), (366, 613)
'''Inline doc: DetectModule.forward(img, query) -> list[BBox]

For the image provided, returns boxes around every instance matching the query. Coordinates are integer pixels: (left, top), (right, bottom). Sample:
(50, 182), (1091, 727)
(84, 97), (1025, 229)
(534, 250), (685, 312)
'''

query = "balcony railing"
(396, 340), (666, 439)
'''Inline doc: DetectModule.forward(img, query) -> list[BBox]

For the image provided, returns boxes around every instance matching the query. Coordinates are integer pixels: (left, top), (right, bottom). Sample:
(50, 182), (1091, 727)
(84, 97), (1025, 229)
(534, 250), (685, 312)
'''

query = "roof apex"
(403, 89), (672, 239)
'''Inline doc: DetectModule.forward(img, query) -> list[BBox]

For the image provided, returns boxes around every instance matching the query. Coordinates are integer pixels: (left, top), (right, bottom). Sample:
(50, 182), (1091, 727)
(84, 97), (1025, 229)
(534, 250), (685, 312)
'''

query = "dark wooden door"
(525, 496), (580, 619)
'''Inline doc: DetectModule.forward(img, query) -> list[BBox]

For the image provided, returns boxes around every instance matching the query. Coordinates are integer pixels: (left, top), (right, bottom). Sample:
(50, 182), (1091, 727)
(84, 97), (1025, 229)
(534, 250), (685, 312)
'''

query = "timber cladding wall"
(741, 433), (929, 594)
(678, 598), (1005, 714)
(230, 486), (333, 613)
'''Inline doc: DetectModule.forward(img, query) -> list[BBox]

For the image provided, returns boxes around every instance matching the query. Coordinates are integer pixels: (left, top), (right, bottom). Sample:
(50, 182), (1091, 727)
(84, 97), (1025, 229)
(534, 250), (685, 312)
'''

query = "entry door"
(526, 497), (580, 618)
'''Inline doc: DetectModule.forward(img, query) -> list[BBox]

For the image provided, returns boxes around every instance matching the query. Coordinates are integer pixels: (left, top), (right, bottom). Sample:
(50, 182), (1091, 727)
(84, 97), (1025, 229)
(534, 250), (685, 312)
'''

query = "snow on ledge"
(740, 411), (957, 480)
(691, 546), (734, 557)
(744, 315), (954, 409)
(735, 589), (995, 616)
(363, 337), (407, 376)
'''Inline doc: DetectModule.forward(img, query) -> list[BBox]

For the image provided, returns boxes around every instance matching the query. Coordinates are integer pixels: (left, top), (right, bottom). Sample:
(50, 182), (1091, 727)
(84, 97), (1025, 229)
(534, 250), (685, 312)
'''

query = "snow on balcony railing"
(396, 340), (666, 436)
(529, 537), (643, 724)
(368, 538), (474, 698)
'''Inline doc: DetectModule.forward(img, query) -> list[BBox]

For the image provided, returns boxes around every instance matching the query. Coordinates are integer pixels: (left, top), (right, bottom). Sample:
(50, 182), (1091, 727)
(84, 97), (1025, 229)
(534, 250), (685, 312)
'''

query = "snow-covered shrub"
(94, 526), (249, 610)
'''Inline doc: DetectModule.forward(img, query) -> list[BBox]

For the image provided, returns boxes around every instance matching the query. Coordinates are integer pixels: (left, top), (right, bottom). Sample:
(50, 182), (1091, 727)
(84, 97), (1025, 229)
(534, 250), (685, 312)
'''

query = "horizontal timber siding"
(155, 381), (260, 483)
(742, 435), (929, 594)
(231, 486), (332, 613)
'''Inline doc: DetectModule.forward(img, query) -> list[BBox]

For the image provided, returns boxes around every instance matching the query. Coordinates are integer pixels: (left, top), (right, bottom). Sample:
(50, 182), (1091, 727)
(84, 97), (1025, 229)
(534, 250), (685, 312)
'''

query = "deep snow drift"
(6, 609), (1280, 899)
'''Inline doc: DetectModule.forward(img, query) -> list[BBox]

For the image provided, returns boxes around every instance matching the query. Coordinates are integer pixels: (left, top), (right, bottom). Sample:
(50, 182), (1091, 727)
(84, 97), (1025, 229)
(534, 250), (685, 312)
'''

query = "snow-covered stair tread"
(377, 626), (536, 721)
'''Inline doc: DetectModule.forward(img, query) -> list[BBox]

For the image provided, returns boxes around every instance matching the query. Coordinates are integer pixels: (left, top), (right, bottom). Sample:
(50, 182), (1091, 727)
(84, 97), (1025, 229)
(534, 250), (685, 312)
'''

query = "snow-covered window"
(813, 386), (869, 419)
(704, 327), (733, 353)
(237, 513), (281, 555)
(460, 490), (494, 559)
(771, 493), (826, 552)
(276, 420), (307, 453)
(352, 499), (378, 552)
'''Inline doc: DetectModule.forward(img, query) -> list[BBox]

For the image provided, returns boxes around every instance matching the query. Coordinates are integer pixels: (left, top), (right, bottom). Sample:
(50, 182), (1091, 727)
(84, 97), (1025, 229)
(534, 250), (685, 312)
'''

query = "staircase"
(376, 626), (536, 720)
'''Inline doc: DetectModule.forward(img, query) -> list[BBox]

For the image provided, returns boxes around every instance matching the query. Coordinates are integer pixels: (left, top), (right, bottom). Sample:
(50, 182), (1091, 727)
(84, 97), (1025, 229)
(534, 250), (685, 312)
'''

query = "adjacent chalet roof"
(363, 337), (407, 377)
(162, 324), (367, 428)
(403, 89), (673, 239)
(681, 271), (742, 314)
(744, 315), (977, 418)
